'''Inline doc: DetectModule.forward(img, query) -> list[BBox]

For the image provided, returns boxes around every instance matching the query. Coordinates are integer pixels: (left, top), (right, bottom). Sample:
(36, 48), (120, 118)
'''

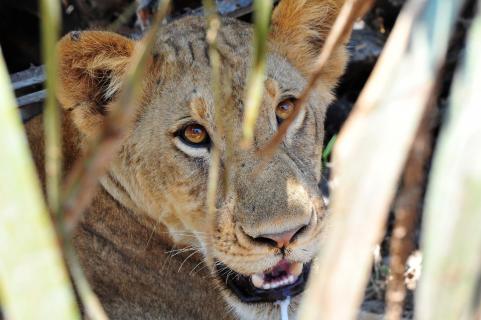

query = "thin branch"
(202, 0), (223, 222)
(61, 0), (171, 233)
(59, 5), (171, 315)
(385, 93), (434, 320)
(41, 0), (62, 216)
(259, 0), (373, 157)
(107, 1), (139, 32)
(241, 0), (273, 148)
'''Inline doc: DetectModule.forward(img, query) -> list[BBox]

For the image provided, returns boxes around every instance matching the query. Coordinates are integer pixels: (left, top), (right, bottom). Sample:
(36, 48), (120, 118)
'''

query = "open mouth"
(215, 260), (311, 303)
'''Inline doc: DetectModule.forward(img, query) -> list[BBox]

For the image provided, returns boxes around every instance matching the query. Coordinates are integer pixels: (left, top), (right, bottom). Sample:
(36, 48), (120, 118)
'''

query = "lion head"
(56, 0), (348, 318)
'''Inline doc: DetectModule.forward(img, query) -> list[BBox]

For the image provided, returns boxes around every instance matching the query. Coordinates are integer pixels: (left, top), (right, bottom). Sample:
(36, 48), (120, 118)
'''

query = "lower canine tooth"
(288, 275), (295, 284)
(251, 274), (264, 288)
(290, 262), (303, 277)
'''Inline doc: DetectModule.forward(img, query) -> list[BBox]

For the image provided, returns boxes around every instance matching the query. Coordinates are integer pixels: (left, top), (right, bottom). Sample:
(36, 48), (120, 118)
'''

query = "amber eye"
(275, 98), (296, 123)
(179, 123), (210, 147)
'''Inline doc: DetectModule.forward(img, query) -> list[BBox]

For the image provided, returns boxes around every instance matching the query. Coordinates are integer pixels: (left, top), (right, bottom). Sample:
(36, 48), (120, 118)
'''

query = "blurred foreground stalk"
(202, 0), (223, 220)
(41, 0), (62, 215)
(416, 4), (481, 319)
(0, 51), (79, 319)
(299, 0), (465, 319)
(241, 0), (273, 147)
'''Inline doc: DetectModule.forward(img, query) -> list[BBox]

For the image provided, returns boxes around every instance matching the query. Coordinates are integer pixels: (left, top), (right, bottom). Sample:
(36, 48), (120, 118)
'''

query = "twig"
(107, 1), (139, 32)
(60, 5), (171, 315)
(202, 0), (223, 221)
(259, 0), (373, 157)
(385, 92), (434, 320)
(61, 0), (171, 234)
(241, 0), (273, 148)
(41, 0), (62, 216)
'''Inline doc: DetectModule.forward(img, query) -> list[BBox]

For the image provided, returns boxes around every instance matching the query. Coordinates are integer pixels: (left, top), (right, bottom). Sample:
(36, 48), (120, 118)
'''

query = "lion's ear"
(270, 0), (348, 86)
(56, 31), (135, 135)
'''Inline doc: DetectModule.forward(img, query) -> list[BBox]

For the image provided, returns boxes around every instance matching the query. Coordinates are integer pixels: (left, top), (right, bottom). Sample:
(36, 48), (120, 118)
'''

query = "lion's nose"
(254, 225), (306, 248)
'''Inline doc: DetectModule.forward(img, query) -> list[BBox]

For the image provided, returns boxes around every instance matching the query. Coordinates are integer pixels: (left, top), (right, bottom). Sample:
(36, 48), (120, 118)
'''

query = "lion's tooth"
(290, 262), (303, 277)
(288, 275), (295, 284)
(251, 274), (264, 288)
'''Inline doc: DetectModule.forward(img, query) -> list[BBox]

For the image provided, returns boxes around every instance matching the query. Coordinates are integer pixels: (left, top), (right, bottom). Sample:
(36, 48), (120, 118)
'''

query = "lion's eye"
(179, 123), (210, 147)
(275, 99), (296, 124)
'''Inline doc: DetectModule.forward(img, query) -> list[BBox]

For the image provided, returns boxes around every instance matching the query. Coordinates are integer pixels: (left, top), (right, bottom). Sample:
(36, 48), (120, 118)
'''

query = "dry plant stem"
(107, 1), (138, 32)
(62, 1), (171, 232)
(416, 8), (481, 319)
(202, 0), (223, 219)
(41, 0), (62, 216)
(241, 0), (273, 147)
(61, 4), (170, 317)
(0, 51), (79, 320)
(298, 0), (465, 319)
(260, 0), (373, 157)
(385, 97), (434, 320)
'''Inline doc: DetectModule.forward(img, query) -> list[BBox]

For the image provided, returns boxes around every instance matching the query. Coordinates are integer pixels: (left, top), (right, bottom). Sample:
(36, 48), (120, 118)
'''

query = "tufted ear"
(270, 0), (348, 87)
(56, 31), (135, 136)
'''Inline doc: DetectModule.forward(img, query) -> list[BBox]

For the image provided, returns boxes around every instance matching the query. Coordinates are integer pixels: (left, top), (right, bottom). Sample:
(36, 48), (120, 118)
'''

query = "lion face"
(56, 1), (348, 319)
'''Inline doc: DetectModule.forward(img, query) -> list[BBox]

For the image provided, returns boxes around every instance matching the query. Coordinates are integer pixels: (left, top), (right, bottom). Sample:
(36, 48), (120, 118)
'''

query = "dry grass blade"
(40, 0), (62, 215)
(415, 8), (481, 319)
(107, 1), (139, 32)
(61, 0), (171, 232)
(241, 0), (273, 148)
(0, 50), (79, 320)
(60, 4), (171, 315)
(202, 0), (223, 220)
(260, 0), (373, 157)
(298, 0), (465, 319)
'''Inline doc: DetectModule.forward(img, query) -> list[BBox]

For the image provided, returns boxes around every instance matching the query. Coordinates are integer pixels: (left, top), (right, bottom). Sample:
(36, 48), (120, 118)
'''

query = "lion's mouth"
(215, 259), (311, 303)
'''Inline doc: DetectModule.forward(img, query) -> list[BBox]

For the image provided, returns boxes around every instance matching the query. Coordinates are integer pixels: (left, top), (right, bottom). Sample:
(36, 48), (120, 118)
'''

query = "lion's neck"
(74, 178), (231, 319)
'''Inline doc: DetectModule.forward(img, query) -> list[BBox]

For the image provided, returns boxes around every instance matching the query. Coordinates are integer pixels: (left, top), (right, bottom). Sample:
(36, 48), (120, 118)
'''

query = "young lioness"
(26, 0), (348, 319)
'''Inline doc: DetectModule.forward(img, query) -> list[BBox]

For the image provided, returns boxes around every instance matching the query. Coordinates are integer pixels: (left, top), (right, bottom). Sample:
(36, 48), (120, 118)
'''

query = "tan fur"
(270, 0), (348, 87)
(25, 1), (348, 319)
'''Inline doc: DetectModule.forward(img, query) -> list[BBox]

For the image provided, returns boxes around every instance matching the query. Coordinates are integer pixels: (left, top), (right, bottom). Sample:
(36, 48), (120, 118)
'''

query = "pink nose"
(256, 226), (305, 248)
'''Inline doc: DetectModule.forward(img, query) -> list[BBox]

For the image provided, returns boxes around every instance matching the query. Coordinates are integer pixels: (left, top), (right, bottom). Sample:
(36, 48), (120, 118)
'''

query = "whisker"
(189, 260), (206, 276)
(177, 251), (198, 272)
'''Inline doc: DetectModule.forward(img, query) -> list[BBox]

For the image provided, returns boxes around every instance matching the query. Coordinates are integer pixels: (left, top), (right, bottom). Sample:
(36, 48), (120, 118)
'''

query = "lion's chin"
(214, 259), (312, 319)
(224, 289), (303, 320)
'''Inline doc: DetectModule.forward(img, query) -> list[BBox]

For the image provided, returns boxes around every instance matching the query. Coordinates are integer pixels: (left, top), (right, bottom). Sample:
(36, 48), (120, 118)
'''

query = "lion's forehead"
(154, 16), (252, 72)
